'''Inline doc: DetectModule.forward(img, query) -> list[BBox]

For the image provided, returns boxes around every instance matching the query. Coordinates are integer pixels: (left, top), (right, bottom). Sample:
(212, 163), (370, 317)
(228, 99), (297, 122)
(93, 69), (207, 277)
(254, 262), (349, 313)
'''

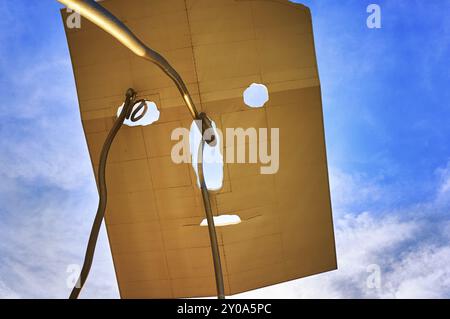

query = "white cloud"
(0, 0), (449, 300)
(0, 55), (91, 190)
(0, 280), (20, 299)
(234, 212), (421, 299)
(328, 168), (384, 212)
(234, 164), (450, 299)
(436, 161), (450, 203)
(382, 244), (450, 299)
(0, 185), (120, 299)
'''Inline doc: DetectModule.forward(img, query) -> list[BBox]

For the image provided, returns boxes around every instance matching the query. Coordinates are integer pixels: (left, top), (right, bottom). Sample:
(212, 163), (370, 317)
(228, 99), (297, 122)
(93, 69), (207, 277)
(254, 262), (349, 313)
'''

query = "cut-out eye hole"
(200, 215), (242, 227)
(117, 100), (160, 127)
(243, 83), (269, 108)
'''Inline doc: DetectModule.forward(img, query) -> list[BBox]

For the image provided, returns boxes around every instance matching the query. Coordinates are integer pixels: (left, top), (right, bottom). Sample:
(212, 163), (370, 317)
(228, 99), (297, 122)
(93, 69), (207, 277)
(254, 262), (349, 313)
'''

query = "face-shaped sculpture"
(62, 0), (336, 298)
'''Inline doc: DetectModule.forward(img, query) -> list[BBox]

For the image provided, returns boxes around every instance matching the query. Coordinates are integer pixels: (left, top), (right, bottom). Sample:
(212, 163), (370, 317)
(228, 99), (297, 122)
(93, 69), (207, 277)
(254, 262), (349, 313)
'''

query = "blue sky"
(0, 0), (449, 298)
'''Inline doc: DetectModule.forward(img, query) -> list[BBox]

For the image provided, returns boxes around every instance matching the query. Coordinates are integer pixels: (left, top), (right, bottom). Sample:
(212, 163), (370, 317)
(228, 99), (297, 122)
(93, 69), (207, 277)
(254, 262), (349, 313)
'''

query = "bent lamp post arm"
(59, 0), (224, 298)
(58, 0), (215, 144)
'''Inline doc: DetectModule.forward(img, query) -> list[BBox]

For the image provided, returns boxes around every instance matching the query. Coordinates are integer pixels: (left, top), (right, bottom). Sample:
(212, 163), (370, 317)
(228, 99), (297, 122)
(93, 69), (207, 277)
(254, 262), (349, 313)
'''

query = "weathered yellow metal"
(62, 0), (336, 298)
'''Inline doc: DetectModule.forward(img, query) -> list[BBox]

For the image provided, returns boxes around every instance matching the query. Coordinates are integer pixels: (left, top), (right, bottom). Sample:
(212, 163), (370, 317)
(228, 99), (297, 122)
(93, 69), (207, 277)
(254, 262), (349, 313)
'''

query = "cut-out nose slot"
(190, 119), (224, 191)
(243, 83), (269, 108)
(200, 215), (242, 227)
(117, 100), (160, 127)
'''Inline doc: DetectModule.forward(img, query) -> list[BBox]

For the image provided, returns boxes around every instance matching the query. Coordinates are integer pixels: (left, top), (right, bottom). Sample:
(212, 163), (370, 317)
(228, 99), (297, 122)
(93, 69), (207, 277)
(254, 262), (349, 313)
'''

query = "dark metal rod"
(69, 88), (136, 299)
(197, 138), (226, 299)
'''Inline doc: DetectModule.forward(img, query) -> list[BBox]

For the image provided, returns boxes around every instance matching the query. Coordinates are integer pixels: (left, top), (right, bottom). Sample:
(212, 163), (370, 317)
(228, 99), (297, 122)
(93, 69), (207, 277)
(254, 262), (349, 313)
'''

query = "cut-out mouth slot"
(200, 215), (242, 227)
(182, 214), (263, 228)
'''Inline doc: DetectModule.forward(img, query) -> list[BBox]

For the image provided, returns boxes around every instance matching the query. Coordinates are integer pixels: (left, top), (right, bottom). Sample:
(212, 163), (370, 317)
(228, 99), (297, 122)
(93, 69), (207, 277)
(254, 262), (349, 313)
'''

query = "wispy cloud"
(436, 162), (450, 203)
(0, 1), (119, 299)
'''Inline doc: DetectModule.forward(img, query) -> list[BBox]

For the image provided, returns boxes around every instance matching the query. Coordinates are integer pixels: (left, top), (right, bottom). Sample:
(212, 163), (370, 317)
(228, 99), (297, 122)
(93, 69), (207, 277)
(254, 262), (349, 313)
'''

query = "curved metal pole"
(58, 0), (215, 144)
(197, 138), (226, 299)
(70, 88), (137, 299)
